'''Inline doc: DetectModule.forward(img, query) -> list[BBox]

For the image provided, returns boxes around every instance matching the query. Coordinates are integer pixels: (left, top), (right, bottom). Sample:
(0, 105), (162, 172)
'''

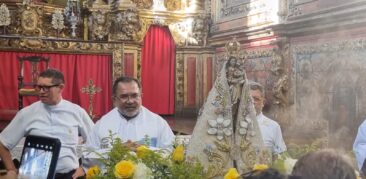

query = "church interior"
(1, 0), (366, 167)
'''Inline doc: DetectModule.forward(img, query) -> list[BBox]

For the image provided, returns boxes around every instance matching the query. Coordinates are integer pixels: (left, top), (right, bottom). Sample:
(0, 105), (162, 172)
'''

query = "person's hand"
(122, 140), (141, 152)
(72, 167), (85, 179)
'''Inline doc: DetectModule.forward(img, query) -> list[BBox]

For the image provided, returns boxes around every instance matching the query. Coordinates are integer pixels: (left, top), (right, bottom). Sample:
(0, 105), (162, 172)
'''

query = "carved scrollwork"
(18, 5), (43, 36)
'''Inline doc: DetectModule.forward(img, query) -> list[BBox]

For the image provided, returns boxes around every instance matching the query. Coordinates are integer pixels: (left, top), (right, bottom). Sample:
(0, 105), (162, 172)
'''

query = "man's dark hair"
(249, 81), (265, 97)
(39, 68), (65, 85)
(112, 76), (141, 96)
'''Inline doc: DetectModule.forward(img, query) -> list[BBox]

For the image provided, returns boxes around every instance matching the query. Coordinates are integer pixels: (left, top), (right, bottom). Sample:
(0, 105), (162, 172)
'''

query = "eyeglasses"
(115, 93), (141, 102)
(34, 84), (61, 91)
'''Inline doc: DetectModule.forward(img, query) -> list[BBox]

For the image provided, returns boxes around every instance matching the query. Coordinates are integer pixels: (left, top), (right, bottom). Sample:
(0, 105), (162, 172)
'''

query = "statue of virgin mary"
(186, 40), (271, 178)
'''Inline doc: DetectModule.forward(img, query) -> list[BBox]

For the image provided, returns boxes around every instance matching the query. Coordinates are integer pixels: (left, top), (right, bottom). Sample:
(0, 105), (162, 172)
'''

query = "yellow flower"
(172, 145), (185, 162)
(86, 165), (101, 179)
(114, 160), (136, 179)
(253, 164), (269, 171)
(136, 145), (150, 159)
(224, 168), (240, 179)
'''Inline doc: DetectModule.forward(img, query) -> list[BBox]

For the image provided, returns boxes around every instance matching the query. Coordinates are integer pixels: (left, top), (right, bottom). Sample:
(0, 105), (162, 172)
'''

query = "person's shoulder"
(21, 101), (43, 111)
(96, 108), (118, 124)
(62, 99), (81, 108)
(141, 106), (165, 121)
(360, 119), (366, 128)
(262, 114), (280, 127)
(141, 106), (160, 116)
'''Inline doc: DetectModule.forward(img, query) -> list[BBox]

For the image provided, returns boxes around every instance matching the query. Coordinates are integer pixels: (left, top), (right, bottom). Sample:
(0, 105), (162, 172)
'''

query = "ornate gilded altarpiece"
(0, 0), (215, 114)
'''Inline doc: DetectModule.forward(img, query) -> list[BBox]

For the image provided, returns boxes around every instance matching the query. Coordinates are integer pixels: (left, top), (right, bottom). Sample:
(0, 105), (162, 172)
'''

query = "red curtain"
(0, 51), (112, 121)
(141, 25), (175, 115)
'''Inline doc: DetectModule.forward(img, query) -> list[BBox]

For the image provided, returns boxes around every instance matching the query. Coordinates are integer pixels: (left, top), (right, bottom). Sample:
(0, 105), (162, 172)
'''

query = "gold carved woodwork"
(90, 10), (111, 40)
(175, 52), (184, 106)
(17, 5), (43, 36)
(113, 47), (123, 82)
(271, 39), (290, 107)
(0, 36), (135, 82)
(110, 8), (141, 41)
(3, 1), (210, 48)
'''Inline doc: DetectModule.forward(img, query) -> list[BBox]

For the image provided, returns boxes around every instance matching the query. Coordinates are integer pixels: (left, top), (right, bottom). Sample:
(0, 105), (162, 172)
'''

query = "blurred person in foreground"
(291, 149), (357, 179)
(0, 69), (94, 179)
(249, 81), (287, 159)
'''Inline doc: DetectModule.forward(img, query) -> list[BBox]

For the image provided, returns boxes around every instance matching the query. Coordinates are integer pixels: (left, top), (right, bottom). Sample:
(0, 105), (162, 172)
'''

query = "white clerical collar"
(117, 108), (141, 121)
(256, 112), (265, 122)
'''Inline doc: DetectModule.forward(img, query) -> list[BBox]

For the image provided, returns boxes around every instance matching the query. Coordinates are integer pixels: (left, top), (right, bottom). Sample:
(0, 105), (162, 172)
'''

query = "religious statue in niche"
(187, 39), (270, 178)
(271, 41), (290, 107)
(191, 14), (210, 46)
(111, 8), (140, 40)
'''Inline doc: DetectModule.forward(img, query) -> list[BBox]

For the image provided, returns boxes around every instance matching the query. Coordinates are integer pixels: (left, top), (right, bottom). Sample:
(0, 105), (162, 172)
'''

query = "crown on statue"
(225, 37), (241, 56)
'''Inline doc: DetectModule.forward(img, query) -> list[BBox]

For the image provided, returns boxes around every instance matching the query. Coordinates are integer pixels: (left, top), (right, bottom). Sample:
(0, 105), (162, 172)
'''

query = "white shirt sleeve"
(0, 110), (28, 149)
(78, 107), (95, 143)
(157, 119), (175, 149)
(354, 120), (366, 170)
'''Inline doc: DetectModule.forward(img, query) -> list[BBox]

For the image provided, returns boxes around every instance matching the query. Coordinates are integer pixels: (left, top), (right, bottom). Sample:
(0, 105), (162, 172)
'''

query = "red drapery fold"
(0, 51), (112, 120)
(141, 25), (175, 115)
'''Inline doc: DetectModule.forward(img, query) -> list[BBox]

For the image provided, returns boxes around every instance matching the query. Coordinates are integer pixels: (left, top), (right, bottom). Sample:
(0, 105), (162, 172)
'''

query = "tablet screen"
(18, 136), (60, 179)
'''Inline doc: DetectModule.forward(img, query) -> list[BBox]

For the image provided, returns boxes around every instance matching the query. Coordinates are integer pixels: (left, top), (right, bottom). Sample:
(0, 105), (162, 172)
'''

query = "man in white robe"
(249, 81), (287, 156)
(81, 76), (175, 172)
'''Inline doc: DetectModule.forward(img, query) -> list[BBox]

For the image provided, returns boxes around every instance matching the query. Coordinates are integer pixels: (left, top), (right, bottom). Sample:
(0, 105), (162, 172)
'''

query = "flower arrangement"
(85, 134), (204, 179)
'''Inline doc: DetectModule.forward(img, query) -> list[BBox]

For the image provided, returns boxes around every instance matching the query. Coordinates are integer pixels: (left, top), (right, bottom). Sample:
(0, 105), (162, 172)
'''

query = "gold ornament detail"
(225, 37), (241, 57)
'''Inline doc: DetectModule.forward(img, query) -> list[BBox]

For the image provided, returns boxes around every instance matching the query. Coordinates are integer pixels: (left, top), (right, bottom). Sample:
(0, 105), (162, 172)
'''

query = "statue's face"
(250, 89), (264, 115)
(95, 13), (105, 24)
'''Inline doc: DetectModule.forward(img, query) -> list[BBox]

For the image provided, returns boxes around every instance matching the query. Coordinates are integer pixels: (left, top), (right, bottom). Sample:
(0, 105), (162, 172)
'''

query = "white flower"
(133, 162), (153, 179)
(207, 114), (232, 140)
(284, 157), (297, 174)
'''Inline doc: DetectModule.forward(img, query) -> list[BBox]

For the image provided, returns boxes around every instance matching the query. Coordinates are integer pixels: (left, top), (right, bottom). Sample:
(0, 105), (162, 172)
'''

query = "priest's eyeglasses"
(34, 84), (61, 91)
(115, 93), (141, 102)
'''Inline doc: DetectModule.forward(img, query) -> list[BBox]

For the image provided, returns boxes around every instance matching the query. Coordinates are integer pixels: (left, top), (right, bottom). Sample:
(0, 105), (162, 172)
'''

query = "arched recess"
(141, 25), (176, 115)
